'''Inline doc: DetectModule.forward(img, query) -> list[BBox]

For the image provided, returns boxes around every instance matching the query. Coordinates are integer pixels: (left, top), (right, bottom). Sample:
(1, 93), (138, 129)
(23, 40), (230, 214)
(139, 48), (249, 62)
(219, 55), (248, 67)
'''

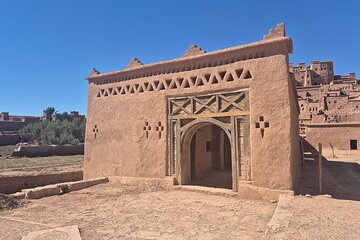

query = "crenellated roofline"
(87, 23), (292, 85)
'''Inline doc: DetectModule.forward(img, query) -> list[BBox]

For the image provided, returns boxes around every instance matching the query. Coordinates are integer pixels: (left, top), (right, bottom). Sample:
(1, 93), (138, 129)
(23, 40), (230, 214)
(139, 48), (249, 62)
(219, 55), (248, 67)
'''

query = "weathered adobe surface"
(83, 23), (300, 197)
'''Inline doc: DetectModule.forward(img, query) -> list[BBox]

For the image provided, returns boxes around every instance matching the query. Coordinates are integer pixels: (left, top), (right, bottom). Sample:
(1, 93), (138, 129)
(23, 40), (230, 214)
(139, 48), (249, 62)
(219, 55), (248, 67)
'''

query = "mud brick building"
(291, 61), (360, 150)
(84, 23), (301, 199)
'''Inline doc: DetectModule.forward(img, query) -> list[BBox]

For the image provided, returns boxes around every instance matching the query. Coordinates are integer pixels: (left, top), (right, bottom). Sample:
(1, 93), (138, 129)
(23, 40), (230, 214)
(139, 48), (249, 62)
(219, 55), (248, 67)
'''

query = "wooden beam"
(175, 111), (250, 120)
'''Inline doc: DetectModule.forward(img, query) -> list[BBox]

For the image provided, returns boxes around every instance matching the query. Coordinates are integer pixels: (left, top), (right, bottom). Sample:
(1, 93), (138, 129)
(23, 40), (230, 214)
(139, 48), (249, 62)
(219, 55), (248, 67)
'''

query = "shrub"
(19, 119), (85, 145)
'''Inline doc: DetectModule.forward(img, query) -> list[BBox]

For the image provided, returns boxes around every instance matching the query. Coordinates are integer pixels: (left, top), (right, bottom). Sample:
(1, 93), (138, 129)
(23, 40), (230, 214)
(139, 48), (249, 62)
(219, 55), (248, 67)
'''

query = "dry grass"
(0, 155), (83, 176)
(0, 145), (17, 157)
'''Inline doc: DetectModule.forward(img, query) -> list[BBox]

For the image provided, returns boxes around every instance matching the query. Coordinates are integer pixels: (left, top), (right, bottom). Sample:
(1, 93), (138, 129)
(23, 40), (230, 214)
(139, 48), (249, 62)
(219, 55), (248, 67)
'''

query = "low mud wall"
(0, 170), (83, 194)
(0, 133), (21, 146)
(12, 144), (84, 157)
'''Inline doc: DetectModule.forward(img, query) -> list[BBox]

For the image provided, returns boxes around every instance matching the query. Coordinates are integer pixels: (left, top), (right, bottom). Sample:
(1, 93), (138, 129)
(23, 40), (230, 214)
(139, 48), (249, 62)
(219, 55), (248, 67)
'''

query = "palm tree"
(43, 107), (56, 121)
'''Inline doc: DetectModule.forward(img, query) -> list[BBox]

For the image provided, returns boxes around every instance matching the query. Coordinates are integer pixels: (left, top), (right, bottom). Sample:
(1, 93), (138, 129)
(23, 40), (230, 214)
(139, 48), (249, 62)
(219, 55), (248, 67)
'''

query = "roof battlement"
(87, 23), (292, 85)
(181, 44), (206, 58)
(88, 68), (101, 78)
(125, 58), (144, 69)
(263, 23), (286, 40)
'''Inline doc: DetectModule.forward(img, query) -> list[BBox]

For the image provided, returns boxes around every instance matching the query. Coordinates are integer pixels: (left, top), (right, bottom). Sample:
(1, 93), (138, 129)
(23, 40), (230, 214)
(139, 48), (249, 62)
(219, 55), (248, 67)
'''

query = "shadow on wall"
(297, 139), (360, 201)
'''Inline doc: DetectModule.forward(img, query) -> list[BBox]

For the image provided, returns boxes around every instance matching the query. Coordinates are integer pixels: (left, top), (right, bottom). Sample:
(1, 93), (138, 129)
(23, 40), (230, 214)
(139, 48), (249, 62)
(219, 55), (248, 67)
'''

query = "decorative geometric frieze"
(255, 116), (269, 137)
(90, 48), (266, 86)
(96, 68), (253, 98)
(168, 91), (249, 117)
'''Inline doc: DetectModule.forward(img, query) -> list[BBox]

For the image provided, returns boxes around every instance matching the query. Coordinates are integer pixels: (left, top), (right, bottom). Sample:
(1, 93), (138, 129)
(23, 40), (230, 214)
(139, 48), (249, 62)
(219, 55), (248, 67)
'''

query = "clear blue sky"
(0, 0), (359, 116)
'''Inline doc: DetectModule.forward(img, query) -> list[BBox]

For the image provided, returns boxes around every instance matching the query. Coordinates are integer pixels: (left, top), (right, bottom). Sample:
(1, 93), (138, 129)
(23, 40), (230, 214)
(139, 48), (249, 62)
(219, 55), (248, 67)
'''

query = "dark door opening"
(189, 124), (232, 189)
(350, 140), (358, 150)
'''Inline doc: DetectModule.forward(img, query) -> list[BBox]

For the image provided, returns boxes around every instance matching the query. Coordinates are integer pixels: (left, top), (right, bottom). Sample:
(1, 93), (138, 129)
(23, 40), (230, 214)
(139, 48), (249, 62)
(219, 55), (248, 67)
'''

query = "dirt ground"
(0, 148), (359, 239)
(0, 183), (275, 240)
(323, 148), (360, 163)
(0, 182), (359, 240)
(264, 195), (360, 240)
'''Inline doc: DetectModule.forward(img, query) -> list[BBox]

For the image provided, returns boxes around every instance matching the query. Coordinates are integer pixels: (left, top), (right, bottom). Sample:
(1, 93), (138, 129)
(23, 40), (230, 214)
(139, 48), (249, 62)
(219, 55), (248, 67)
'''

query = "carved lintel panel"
(168, 90), (249, 118)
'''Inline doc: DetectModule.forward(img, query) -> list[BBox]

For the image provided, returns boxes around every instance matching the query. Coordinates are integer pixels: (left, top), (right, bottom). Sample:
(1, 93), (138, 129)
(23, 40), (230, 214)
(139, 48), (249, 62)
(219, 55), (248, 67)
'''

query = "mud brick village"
(0, 2), (359, 240)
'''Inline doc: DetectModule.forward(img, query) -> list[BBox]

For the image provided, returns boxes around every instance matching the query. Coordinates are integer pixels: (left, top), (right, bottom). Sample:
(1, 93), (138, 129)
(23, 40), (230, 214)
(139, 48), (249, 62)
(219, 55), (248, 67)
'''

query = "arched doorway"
(180, 120), (233, 190)
(189, 124), (232, 189)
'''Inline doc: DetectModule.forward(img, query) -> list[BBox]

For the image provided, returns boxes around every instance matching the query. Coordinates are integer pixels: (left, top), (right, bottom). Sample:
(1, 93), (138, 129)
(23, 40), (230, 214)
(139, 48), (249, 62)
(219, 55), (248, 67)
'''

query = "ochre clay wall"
(0, 170), (83, 194)
(306, 123), (360, 150)
(287, 72), (301, 189)
(84, 34), (300, 192)
(0, 121), (27, 132)
(248, 55), (298, 190)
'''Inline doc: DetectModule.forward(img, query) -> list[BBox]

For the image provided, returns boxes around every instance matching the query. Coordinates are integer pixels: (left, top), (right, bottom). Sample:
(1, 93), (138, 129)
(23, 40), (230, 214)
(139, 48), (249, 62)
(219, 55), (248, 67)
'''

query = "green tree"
(19, 118), (86, 145)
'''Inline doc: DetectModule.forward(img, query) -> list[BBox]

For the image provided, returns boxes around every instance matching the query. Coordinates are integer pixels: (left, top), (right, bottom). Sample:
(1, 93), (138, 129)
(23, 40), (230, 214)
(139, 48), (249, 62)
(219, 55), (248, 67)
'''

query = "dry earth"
(0, 183), (275, 240)
(0, 145), (83, 177)
(0, 146), (83, 177)
(264, 195), (360, 240)
(0, 182), (359, 240)
(0, 148), (359, 239)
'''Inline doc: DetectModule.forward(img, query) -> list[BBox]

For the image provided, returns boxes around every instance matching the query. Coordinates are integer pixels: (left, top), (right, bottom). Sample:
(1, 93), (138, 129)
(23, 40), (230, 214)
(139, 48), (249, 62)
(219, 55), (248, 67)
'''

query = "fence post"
(318, 143), (323, 194)
(300, 137), (304, 166)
